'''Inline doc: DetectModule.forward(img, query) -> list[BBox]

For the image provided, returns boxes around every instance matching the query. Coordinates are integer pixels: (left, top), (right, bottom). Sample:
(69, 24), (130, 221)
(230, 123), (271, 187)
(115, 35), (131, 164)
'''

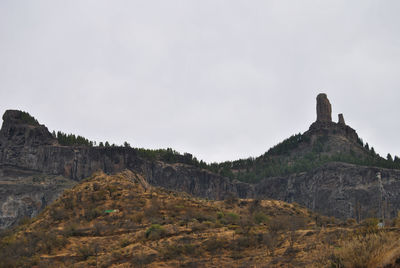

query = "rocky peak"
(0, 110), (56, 147)
(308, 94), (359, 144)
(316, 93), (332, 122)
(2, 110), (40, 126)
(338, 113), (345, 125)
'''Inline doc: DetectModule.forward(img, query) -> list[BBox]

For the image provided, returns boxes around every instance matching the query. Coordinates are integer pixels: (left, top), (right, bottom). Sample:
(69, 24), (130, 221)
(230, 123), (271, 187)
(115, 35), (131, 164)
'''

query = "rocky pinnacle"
(338, 113), (346, 125)
(316, 93), (332, 122)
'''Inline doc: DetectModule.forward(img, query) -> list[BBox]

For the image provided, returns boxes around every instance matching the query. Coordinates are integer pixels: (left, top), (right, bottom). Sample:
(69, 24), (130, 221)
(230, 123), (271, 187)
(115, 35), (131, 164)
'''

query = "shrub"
(225, 212), (239, 224)
(62, 196), (74, 210)
(261, 232), (280, 256)
(50, 207), (68, 221)
(203, 237), (226, 252)
(253, 212), (269, 224)
(40, 231), (67, 254)
(162, 243), (198, 260)
(328, 233), (395, 268)
(84, 208), (103, 221)
(63, 223), (79, 236)
(130, 252), (156, 267)
(224, 193), (239, 206)
(75, 244), (96, 261)
(358, 218), (379, 235)
(145, 224), (166, 240)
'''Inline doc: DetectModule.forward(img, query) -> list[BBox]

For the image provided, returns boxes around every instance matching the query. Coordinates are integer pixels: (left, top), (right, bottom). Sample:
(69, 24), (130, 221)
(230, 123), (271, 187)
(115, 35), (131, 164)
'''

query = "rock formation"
(255, 162), (400, 220)
(308, 94), (358, 143)
(338, 113), (346, 125)
(316, 93), (332, 122)
(1, 93), (400, 227)
(0, 110), (252, 228)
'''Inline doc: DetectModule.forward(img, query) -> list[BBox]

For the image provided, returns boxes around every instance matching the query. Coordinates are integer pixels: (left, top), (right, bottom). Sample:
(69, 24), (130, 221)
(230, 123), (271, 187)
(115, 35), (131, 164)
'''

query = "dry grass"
(1, 170), (400, 267)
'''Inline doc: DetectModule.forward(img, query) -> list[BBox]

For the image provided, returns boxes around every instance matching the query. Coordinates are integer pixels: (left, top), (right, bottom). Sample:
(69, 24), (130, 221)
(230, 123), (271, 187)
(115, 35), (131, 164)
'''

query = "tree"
(387, 154), (393, 162)
(105, 141), (110, 147)
(99, 142), (104, 147)
(364, 143), (370, 150)
(124, 141), (131, 148)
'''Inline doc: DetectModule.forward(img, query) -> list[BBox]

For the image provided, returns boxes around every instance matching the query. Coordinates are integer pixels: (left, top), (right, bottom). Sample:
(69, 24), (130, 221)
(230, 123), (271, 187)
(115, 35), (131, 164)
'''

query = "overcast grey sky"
(0, 1), (399, 162)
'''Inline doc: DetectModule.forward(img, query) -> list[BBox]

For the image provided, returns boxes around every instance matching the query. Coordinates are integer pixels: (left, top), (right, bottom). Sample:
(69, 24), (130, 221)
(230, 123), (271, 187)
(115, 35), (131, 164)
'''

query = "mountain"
(2, 170), (400, 267)
(215, 93), (398, 182)
(1, 94), (400, 229)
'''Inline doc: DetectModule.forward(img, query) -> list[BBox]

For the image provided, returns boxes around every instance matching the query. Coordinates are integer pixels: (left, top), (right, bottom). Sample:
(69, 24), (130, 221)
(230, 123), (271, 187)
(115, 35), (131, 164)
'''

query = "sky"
(0, 1), (399, 163)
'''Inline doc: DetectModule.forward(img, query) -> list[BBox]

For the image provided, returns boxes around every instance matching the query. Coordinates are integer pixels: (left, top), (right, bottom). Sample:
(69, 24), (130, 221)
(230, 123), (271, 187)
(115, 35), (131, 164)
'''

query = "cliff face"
(0, 111), (253, 228)
(1, 98), (400, 229)
(0, 166), (76, 229)
(255, 162), (400, 220)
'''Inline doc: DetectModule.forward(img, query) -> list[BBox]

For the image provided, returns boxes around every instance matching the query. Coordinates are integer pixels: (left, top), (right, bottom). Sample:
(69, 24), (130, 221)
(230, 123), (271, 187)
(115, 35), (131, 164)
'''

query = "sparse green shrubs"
(145, 224), (166, 240)
(203, 237), (227, 252)
(84, 207), (103, 221)
(253, 212), (269, 224)
(216, 212), (239, 225)
(20, 111), (39, 125)
(75, 242), (98, 261)
(162, 243), (198, 260)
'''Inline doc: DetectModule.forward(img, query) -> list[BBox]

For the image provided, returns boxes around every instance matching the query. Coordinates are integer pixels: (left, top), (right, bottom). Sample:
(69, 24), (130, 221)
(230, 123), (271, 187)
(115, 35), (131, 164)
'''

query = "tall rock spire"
(316, 93), (332, 122)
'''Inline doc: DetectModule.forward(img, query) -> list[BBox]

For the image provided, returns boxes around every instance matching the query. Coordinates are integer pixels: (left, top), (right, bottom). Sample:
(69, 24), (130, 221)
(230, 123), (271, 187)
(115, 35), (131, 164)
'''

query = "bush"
(329, 233), (395, 268)
(50, 207), (68, 221)
(358, 218), (379, 235)
(162, 243), (197, 260)
(84, 208), (103, 221)
(253, 212), (269, 224)
(225, 212), (239, 224)
(75, 244), (96, 261)
(203, 237), (226, 252)
(63, 223), (79, 236)
(145, 224), (166, 240)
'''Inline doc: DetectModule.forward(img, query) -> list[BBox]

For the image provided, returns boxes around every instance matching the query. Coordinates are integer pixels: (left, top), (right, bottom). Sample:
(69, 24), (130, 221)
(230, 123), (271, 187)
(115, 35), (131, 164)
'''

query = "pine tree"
(364, 143), (369, 150)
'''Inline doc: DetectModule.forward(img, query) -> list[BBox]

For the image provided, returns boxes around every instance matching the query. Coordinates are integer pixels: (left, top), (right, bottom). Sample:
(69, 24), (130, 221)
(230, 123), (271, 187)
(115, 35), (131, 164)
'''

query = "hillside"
(2, 170), (400, 267)
(2, 93), (400, 229)
(213, 94), (400, 183)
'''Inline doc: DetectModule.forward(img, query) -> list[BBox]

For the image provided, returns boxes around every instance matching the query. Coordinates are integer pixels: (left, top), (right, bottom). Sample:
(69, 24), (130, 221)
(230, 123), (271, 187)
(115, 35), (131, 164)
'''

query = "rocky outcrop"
(338, 113), (346, 125)
(0, 110), (253, 228)
(316, 93), (332, 122)
(145, 162), (254, 200)
(0, 110), (57, 148)
(308, 94), (359, 144)
(0, 166), (75, 228)
(255, 162), (400, 220)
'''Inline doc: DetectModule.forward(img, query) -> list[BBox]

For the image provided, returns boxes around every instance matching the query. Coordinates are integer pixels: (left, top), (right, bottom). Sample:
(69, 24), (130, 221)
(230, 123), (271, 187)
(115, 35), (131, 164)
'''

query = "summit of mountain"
(218, 93), (397, 183)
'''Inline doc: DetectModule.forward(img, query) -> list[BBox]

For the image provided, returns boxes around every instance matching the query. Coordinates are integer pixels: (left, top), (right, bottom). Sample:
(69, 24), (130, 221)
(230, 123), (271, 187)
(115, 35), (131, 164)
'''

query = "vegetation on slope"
(52, 129), (400, 183)
(1, 171), (400, 267)
(213, 133), (400, 183)
(19, 111), (40, 125)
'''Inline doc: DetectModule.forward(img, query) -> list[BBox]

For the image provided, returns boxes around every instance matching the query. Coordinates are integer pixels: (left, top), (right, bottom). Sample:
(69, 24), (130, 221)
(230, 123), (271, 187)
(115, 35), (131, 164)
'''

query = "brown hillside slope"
(1, 171), (400, 267)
